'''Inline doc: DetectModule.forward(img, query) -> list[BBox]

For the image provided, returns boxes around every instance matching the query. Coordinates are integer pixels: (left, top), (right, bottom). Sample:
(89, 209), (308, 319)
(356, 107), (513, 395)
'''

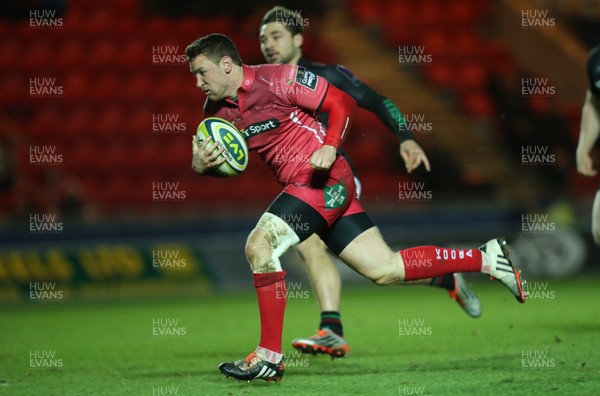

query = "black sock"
(319, 311), (343, 337)
(430, 274), (456, 291)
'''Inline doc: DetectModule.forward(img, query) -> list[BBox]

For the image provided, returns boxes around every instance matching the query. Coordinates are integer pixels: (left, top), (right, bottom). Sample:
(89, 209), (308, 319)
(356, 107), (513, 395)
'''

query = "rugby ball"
(196, 117), (248, 176)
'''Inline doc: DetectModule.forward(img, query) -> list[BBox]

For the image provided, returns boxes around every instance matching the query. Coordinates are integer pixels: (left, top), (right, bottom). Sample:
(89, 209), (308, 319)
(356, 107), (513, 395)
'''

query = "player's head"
(186, 33), (243, 101)
(259, 6), (304, 65)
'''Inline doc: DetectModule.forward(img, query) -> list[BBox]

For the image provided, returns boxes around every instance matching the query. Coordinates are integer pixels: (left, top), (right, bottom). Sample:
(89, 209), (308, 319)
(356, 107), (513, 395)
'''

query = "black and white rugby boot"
(479, 237), (527, 303)
(219, 351), (284, 383)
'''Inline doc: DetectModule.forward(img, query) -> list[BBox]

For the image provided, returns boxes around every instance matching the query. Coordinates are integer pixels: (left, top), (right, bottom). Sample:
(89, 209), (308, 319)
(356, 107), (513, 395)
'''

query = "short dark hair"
(261, 6), (304, 37)
(185, 33), (243, 65)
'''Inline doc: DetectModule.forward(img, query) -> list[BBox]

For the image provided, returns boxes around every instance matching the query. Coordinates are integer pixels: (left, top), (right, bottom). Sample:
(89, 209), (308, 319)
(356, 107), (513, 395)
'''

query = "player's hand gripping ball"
(196, 117), (249, 176)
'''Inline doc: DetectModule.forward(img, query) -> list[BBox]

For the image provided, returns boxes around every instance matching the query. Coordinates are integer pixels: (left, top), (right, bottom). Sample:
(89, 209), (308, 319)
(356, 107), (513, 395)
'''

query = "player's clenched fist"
(310, 145), (337, 170)
(191, 136), (226, 174)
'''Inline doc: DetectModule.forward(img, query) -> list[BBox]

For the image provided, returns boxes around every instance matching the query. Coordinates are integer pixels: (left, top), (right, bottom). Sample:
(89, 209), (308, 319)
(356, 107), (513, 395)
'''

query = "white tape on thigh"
(255, 212), (301, 271)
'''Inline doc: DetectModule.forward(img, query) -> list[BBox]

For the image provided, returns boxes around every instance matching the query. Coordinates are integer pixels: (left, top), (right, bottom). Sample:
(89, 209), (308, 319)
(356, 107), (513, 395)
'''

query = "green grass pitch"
(2, 278), (599, 395)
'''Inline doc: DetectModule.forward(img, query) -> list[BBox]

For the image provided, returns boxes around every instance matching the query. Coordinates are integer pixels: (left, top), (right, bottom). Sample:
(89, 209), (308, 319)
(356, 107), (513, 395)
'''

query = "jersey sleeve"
(284, 65), (329, 112)
(280, 65), (355, 148)
(316, 64), (415, 142)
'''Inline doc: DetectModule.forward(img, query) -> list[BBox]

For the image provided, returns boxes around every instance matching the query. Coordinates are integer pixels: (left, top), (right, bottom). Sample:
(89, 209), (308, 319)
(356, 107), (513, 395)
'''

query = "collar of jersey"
(226, 64), (255, 109)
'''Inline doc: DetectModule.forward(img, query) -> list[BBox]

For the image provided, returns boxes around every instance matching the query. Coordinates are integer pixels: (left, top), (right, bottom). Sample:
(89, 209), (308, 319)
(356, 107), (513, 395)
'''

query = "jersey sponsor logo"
(295, 67), (317, 90)
(242, 118), (281, 138)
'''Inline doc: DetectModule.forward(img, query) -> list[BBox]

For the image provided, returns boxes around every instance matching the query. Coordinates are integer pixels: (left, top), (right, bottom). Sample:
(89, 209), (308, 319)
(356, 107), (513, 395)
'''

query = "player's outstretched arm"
(317, 64), (432, 172)
(191, 135), (227, 175)
(318, 64), (415, 143)
(577, 90), (600, 177)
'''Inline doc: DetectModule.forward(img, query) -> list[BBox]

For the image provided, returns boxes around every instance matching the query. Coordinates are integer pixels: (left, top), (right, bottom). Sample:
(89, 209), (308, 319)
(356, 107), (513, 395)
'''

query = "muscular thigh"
(294, 234), (327, 259)
(337, 226), (399, 280)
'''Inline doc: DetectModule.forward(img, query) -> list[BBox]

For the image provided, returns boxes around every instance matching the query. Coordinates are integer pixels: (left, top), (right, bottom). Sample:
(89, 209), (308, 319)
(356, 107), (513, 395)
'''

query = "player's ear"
(293, 33), (303, 50)
(221, 56), (233, 73)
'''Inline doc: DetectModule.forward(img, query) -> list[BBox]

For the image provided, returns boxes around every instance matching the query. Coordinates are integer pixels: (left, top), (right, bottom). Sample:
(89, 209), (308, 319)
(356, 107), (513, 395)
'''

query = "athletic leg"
(294, 234), (346, 336)
(291, 235), (349, 357)
(324, 215), (526, 302)
(219, 193), (328, 382)
(295, 234), (341, 313)
(290, 173), (359, 354)
(322, 210), (483, 316)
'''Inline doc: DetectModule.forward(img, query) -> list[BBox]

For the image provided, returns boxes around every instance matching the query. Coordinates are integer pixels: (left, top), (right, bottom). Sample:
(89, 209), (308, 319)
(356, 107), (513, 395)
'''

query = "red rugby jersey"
(204, 64), (347, 186)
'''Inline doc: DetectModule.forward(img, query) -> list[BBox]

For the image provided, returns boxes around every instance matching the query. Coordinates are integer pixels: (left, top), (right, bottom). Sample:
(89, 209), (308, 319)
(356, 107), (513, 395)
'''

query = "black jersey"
(298, 58), (415, 142)
(587, 45), (600, 98)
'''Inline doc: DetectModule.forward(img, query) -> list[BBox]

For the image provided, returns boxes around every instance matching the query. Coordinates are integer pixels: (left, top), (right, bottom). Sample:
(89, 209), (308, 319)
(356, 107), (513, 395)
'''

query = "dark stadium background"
(1, 0), (599, 299)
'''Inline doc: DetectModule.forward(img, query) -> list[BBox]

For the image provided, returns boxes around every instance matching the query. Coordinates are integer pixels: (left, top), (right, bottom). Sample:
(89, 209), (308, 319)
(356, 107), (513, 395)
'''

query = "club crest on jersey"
(324, 183), (347, 209)
(242, 118), (281, 138)
(295, 67), (317, 91)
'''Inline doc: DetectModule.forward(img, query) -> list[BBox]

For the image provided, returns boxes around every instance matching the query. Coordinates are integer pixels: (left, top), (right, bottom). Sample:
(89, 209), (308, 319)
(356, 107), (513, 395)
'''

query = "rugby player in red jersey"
(187, 33), (526, 383)
(258, 6), (482, 358)
(577, 44), (600, 245)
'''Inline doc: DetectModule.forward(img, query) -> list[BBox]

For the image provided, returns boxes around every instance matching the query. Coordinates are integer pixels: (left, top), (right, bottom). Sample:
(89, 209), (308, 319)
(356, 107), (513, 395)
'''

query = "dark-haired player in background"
(259, 6), (481, 358)
(577, 45), (600, 245)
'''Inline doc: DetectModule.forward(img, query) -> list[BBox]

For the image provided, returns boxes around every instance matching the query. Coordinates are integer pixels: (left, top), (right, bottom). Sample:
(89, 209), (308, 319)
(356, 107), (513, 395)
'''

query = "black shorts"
(266, 192), (375, 256)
